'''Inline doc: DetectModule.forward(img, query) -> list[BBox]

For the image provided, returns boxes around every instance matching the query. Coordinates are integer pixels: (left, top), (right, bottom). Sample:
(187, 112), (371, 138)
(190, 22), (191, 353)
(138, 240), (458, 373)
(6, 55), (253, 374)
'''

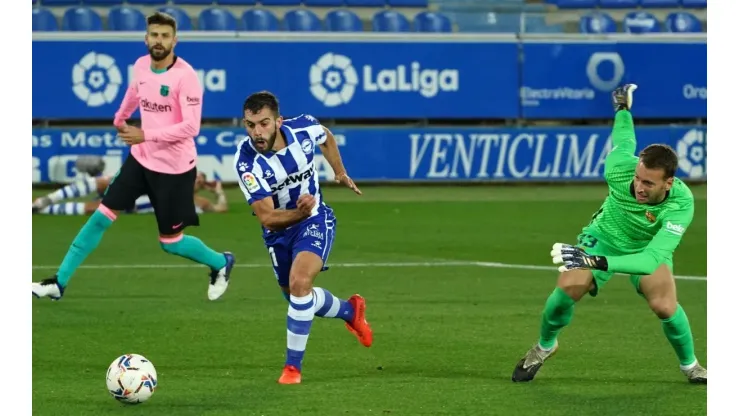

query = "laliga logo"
(310, 52), (359, 108)
(676, 129), (706, 179)
(586, 52), (624, 92)
(72, 52), (123, 107)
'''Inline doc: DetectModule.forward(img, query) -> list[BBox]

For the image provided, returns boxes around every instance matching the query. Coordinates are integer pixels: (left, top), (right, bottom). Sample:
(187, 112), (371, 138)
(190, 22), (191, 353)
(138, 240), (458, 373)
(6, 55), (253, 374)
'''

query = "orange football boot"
(278, 365), (301, 385)
(345, 294), (373, 347)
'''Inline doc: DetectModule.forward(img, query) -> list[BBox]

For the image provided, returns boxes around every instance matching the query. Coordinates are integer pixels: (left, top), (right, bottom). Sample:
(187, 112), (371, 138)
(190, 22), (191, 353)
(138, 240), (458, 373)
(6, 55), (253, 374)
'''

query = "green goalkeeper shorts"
(576, 226), (673, 297)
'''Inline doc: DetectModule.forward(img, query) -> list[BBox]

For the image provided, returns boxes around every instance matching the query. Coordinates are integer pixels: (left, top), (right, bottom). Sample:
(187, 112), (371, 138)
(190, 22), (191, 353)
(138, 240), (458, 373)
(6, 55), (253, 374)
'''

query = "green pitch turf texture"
(32, 185), (707, 416)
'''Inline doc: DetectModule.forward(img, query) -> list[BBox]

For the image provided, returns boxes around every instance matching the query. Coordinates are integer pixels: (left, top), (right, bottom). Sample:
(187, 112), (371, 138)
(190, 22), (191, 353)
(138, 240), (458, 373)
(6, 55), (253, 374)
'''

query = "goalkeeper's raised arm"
(605, 84), (639, 176)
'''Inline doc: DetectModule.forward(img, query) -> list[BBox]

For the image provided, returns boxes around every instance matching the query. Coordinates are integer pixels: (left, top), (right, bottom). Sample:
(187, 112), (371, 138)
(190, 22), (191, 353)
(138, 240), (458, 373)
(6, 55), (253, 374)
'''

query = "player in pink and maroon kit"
(32, 12), (235, 301)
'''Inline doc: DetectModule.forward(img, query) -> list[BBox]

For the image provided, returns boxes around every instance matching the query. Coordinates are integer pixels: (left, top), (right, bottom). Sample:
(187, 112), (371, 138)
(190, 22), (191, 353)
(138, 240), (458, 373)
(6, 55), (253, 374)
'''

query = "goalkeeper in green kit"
(511, 84), (706, 384)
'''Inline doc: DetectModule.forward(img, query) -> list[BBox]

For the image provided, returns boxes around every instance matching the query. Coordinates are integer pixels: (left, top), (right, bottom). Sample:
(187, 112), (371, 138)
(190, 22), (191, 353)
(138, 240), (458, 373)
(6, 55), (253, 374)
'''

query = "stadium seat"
(305, 0), (345, 5)
(84, 0), (124, 5)
(623, 11), (661, 33)
(388, 0), (429, 6)
(219, 0), (258, 4)
(681, 0), (706, 7)
(325, 10), (363, 32)
(640, 0), (680, 7)
(108, 6), (147, 31)
(260, 0), (302, 5)
(346, 0), (386, 7)
(172, 0), (216, 4)
(33, 8), (58, 32)
(128, 0), (168, 5)
(241, 9), (279, 31)
(414, 12), (452, 33)
(158, 7), (192, 30)
(665, 12), (702, 33)
(598, 0), (638, 8)
(283, 9), (322, 31)
(555, 0), (597, 8)
(40, 0), (79, 5)
(62, 7), (103, 31)
(579, 12), (617, 33)
(372, 10), (410, 32)
(198, 8), (237, 31)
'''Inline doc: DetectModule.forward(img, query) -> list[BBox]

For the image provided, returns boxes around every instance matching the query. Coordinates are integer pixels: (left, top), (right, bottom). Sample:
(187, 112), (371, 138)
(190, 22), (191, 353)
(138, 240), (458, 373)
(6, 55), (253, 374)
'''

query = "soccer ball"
(105, 354), (158, 404)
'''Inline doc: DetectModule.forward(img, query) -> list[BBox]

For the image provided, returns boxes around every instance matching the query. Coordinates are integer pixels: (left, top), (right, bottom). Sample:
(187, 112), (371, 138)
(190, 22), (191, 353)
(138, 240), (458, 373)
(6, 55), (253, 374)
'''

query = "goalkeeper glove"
(612, 84), (638, 112)
(550, 243), (608, 273)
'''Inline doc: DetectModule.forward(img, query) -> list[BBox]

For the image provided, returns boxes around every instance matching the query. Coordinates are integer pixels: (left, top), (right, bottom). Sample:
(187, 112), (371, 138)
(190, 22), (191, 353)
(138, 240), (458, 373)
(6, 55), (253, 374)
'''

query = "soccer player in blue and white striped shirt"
(234, 91), (372, 385)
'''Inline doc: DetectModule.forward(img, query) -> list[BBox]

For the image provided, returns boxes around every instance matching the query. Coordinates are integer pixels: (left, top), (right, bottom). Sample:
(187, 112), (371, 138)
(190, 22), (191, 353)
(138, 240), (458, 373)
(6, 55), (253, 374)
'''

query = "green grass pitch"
(32, 185), (707, 416)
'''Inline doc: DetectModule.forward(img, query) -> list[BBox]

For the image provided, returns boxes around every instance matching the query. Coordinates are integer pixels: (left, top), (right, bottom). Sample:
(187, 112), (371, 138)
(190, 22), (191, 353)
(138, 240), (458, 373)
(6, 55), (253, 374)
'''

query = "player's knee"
(556, 270), (593, 302)
(159, 233), (184, 254)
(289, 272), (312, 297)
(648, 297), (677, 319)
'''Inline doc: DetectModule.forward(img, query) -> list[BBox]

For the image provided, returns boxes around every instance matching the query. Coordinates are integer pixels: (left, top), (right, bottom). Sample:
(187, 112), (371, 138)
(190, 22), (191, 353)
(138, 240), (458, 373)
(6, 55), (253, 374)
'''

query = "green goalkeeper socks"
(538, 287), (576, 349)
(661, 304), (697, 367)
(57, 210), (114, 287)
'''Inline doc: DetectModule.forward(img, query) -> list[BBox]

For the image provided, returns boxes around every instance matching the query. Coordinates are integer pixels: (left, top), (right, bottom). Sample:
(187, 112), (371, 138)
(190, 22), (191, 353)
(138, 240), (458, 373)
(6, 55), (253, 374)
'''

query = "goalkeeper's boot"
(208, 252), (235, 301)
(32, 275), (65, 300)
(681, 363), (707, 384)
(512, 341), (559, 382)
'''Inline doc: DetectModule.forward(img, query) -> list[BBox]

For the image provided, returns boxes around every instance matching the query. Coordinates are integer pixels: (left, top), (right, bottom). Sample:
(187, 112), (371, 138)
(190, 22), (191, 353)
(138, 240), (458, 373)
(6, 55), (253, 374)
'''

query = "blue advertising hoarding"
(32, 125), (707, 184)
(31, 34), (706, 120)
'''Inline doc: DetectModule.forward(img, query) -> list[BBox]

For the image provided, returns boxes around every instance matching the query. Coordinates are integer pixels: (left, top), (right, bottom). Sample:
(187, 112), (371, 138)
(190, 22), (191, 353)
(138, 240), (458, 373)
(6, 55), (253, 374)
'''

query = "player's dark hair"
(639, 144), (678, 179)
(147, 12), (177, 34)
(243, 91), (280, 117)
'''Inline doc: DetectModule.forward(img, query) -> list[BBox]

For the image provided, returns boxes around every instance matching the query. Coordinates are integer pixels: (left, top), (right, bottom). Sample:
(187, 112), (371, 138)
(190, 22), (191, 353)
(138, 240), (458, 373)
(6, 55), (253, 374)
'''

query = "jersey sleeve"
(234, 152), (272, 205)
(292, 114), (327, 146)
(604, 110), (638, 178)
(605, 204), (694, 275)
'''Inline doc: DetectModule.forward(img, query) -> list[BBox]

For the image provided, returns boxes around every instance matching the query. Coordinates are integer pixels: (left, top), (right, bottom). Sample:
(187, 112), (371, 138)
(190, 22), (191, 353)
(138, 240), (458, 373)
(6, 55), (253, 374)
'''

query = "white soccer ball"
(105, 354), (158, 404)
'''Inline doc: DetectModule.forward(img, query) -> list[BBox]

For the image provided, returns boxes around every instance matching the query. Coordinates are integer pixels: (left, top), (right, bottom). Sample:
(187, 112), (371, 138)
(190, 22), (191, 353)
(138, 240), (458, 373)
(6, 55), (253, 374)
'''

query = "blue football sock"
(160, 235), (227, 270)
(312, 287), (355, 322)
(57, 210), (114, 287)
(286, 293), (315, 371)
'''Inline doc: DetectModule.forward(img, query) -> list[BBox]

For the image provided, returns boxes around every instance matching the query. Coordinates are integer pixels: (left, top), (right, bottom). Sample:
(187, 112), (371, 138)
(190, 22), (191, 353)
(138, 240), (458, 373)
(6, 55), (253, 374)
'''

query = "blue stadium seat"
(347, 0), (386, 7)
(198, 8), (237, 31)
(62, 7), (103, 31)
(283, 10), (322, 31)
(108, 6), (147, 31)
(172, 0), (216, 5)
(555, 0), (597, 8)
(623, 11), (661, 33)
(158, 7), (192, 30)
(84, 0), (124, 5)
(128, 0), (168, 4)
(665, 12), (702, 33)
(241, 9), (279, 31)
(388, 0), (429, 6)
(325, 10), (363, 32)
(414, 12), (452, 33)
(372, 10), (410, 32)
(219, 0), (258, 4)
(640, 0), (680, 7)
(260, 0), (302, 5)
(305, 0), (345, 6)
(598, 0), (638, 8)
(681, 0), (706, 7)
(33, 8), (58, 32)
(40, 0), (79, 5)
(580, 12), (616, 33)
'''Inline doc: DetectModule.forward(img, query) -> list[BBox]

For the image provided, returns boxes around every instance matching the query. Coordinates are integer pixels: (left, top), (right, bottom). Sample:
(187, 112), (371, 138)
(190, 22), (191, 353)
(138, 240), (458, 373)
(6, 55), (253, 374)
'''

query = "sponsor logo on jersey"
(666, 221), (685, 235)
(241, 172), (260, 193)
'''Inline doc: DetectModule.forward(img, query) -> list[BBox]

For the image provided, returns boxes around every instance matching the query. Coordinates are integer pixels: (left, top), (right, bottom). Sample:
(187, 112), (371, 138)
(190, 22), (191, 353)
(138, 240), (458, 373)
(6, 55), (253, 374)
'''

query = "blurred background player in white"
(33, 157), (228, 216)
(235, 91), (370, 385)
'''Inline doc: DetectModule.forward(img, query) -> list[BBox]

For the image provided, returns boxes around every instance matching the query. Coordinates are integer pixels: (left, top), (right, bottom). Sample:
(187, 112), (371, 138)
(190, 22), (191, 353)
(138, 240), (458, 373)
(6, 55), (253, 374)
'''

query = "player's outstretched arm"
(551, 206), (694, 276)
(143, 70), (203, 142)
(605, 85), (639, 175)
(319, 126), (361, 195)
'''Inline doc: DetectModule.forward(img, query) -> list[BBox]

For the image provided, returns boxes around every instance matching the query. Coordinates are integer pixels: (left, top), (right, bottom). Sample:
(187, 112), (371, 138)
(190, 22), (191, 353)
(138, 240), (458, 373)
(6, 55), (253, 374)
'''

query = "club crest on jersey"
(301, 138), (314, 155)
(160, 85), (170, 97)
(241, 172), (260, 193)
(645, 211), (656, 223)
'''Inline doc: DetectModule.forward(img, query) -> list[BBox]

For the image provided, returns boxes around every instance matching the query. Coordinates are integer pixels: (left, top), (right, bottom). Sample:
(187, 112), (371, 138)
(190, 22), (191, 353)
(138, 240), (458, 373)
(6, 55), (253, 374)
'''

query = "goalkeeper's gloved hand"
(550, 243), (608, 273)
(612, 83), (638, 112)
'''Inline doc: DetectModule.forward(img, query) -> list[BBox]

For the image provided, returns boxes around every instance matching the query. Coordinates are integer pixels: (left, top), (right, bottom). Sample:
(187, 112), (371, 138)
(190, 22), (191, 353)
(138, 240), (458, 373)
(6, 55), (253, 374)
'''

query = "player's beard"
(148, 44), (172, 62)
(255, 130), (278, 153)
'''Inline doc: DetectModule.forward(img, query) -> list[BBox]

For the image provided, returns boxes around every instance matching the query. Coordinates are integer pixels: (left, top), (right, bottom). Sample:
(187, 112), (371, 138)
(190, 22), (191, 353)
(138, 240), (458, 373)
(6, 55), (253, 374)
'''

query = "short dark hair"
(639, 144), (678, 179)
(243, 91), (280, 117)
(147, 12), (177, 34)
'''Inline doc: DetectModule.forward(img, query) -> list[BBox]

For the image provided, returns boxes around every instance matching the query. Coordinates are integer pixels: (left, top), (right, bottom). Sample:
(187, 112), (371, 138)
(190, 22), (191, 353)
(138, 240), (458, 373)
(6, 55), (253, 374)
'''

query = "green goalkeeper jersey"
(586, 110), (695, 276)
